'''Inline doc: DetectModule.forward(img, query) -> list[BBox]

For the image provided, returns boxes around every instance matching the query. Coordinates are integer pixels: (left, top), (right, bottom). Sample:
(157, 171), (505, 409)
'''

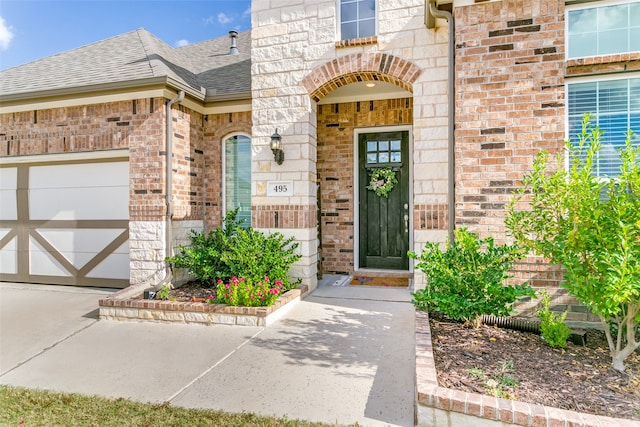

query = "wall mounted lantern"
(270, 128), (284, 165)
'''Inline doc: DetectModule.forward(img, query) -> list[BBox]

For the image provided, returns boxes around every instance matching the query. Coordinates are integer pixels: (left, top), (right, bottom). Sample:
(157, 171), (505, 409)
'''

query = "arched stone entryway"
(306, 54), (421, 276)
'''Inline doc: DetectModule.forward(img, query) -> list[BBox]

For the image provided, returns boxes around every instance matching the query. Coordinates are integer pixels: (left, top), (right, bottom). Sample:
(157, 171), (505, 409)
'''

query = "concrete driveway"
(0, 278), (415, 426)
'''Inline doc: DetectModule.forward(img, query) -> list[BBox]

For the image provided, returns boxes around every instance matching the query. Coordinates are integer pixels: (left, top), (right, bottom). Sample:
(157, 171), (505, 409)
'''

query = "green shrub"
(166, 209), (301, 290)
(220, 227), (301, 290)
(409, 228), (535, 327)
(537, 290), (572, 348)
(166, 209), (244, 285)
(506, 115), (640, 371)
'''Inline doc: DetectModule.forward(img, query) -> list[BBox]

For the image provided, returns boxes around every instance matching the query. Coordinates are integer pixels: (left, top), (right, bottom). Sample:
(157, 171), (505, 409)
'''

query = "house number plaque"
(267, 181), (293, 196)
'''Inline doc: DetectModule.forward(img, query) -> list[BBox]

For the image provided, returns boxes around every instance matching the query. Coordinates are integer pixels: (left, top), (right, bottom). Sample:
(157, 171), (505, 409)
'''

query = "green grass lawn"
(0, 385), (348, 427)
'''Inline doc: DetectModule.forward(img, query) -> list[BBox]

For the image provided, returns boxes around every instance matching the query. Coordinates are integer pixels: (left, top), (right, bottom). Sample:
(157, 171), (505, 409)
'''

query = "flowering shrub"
(207, 276), (284, 307)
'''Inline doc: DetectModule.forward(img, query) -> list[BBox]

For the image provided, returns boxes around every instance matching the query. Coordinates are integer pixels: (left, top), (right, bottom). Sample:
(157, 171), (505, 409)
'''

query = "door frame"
(353, 125), (413, 272)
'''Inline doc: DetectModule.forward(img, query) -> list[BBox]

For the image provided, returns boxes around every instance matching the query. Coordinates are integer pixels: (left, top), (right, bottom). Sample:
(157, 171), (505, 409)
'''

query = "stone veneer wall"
(252, 0), (449, 288)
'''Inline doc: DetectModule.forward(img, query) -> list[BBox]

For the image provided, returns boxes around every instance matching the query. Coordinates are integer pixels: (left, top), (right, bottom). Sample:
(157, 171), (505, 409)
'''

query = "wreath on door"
(367, 167), (398, 198)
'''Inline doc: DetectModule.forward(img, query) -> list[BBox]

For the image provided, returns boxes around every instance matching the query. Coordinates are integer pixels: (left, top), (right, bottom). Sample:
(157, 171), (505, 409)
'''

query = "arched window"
(223, 134), (251, 227)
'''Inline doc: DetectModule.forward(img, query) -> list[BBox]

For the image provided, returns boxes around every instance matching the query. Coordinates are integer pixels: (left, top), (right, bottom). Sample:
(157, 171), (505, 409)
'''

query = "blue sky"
(0, 0), (251, 70)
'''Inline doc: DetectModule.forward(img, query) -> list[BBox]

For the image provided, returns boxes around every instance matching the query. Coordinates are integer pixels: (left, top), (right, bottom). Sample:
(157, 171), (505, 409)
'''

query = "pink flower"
(208, 294), (214, 299)
(231, 277), (239, 284)
(217, 279), (223, 284)
(275, 280), (283, 286)
(225, 283), (230, 289)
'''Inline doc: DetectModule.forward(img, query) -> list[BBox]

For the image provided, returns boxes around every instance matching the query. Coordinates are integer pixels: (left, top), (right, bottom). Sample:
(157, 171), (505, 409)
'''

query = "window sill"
(335, 36), (378, 49)
(566, 52), (640, 76)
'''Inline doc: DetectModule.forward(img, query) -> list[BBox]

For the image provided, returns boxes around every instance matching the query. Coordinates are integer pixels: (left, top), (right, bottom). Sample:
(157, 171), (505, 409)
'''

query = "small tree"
(409, 228), (534, 327)
(506, 117), (640, 372)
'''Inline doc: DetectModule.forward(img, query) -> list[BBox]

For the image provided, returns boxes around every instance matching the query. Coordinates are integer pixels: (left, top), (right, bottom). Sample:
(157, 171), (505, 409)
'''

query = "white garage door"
(0, 158), (129, 288)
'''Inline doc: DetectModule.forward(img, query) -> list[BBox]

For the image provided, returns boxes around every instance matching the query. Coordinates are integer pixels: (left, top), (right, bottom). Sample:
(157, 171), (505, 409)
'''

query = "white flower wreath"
(367, 166), (398, 198)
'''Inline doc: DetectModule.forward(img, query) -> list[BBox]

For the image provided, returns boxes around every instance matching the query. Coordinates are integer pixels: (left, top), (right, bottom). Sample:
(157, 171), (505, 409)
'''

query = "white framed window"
(223, 134), (251, 227)
(567, 75), (640, 176)
(339, 0), (376, 40)
(566, 0), (640, 59)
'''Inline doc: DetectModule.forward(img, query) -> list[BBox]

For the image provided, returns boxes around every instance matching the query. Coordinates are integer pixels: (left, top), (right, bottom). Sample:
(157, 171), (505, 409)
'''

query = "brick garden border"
(98, 285), (308, 327)
(414, 311), (636, 427)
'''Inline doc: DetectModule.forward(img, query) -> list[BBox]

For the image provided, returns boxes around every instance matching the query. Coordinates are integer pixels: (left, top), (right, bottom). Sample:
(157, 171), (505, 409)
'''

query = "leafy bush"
(537, 291), (571, 348)
(166, 209), (301, 290)
(208, 276), (284, 307)
(166, 209), (244, 285)
(506, 116), (640, 371)
(220, 227), (301, 290)
(409, 228), (535, 327)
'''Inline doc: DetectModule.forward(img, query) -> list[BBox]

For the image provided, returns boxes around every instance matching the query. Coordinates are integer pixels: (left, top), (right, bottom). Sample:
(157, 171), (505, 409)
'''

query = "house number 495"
(267, 181), (293, 196)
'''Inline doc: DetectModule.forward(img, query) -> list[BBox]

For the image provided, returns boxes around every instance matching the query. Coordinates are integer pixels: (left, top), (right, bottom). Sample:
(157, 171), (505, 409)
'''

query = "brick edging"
(415, 311), (637, 427)
(98, 285), (309, 326)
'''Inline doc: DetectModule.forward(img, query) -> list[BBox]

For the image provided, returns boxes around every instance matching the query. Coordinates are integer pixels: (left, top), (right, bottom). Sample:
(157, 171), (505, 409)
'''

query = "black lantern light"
(270, 128), (284, 165)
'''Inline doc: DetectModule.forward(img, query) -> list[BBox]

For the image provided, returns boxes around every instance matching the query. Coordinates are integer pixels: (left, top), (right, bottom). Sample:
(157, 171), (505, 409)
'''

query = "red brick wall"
(455, 0), (565, 240)
(171, 106), (204, 222)
(317, 98), (412, 275)
(455, 1), (566, 288)
(0, 98), (168, 222)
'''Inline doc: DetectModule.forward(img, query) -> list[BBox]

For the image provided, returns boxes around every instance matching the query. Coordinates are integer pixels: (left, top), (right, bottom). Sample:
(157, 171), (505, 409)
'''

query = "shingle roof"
(0, 28), (251, 101)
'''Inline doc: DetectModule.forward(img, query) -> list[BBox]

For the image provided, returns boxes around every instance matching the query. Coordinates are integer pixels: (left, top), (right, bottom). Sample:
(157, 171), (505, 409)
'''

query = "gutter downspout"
(165, 90), (185, 281)
(427, 1), (455, 242)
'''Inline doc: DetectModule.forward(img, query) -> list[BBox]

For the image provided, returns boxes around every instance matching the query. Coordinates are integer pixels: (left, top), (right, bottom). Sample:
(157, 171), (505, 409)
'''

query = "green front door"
(358, 131), (409, 270)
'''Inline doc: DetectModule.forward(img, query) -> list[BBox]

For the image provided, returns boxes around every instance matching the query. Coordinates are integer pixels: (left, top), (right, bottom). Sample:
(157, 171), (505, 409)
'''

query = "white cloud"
(242, 7), (251, 19)
(203, 16), (215, 25)
(0, 16), (15, 51)
(217, 12), (232, 25)
(175, 39), (190, 47)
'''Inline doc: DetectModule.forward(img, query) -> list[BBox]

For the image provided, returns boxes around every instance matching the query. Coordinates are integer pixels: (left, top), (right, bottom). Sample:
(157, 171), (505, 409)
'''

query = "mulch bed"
(164, 281), (217, 302)
(429, 313), (640, 421)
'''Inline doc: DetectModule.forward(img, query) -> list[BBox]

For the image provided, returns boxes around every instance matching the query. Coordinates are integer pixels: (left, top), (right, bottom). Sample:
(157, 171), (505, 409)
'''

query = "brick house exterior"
(1, 1), (638, 322)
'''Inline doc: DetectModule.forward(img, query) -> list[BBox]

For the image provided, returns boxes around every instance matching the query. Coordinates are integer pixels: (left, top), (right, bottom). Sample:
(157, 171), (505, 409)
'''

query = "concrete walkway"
(0, 277), (415, 426)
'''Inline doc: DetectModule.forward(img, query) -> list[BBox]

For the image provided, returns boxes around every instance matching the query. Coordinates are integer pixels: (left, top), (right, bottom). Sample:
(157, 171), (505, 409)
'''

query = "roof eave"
(0, 76), (207, 104)
(204, 91), (252, 103)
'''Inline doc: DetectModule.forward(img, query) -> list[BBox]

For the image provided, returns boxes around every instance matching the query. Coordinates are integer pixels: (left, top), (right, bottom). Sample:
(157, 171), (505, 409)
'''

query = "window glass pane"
(378, 140), (388, 151)
(359, 0), (375, 19)
(568, 78), (640, 177)
(378, 152), (389, 163)
(367, 153), (377, 163)
(598, 143), (621, 177)
(631, 28), (640, 51)
(341, 22), (357, 40)
(568, 82), (596, 113)
(632, 3), (640, 29)
(599, 80), (628, 113)
(598, 4), (627, 31)
(598, 29), (628, 55)
(367, 141), (377, 152)
(390, 152), (401, 163)
(567, 4), (636, 58)
(568, 33), (597, 58)
(568, 8), (596, 34)
(390, 140), (401, 150)
(359, 18), (375, 38)
(599, 113), (628, 146)
(341, 2), (357, 22)
(630, 113), (640, 140)
(225, 135), (251, 227)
